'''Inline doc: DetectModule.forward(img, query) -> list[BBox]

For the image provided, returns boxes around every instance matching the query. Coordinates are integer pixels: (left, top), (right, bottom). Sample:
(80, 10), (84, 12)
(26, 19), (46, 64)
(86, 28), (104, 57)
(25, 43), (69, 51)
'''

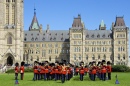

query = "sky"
(24, 0), (130, 30)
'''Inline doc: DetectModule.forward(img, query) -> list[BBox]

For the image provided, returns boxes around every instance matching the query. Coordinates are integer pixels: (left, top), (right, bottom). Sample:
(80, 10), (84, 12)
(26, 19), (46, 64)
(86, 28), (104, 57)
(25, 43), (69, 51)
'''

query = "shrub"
(6, 68), (33, 73)
(112, 65), (130, 72)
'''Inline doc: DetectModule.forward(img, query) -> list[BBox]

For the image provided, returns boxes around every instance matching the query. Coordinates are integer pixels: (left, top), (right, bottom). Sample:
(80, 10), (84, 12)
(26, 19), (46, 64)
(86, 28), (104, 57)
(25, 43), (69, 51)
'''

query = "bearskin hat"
(21, 61), (25, 66)
(15, 62), (19, 66)
(107, 61), (111, 65)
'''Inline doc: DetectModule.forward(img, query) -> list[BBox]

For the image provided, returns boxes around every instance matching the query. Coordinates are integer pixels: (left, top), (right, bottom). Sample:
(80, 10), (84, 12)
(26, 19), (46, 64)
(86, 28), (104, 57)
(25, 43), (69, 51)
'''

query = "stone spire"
(29, 6), (40, 31)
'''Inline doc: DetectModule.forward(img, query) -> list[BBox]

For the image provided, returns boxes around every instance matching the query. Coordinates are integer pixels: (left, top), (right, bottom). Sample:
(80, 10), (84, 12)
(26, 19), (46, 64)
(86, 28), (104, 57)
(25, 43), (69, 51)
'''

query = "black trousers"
(108, 73), (111, 80)
(61, 74), (66, 83)
(20, 73), (24, 80)
(15, 73), (18, 80)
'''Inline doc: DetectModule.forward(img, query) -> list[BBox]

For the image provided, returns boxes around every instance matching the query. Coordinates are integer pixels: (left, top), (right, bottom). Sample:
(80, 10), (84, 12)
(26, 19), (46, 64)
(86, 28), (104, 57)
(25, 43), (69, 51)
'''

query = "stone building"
(0, 0), (129, 66)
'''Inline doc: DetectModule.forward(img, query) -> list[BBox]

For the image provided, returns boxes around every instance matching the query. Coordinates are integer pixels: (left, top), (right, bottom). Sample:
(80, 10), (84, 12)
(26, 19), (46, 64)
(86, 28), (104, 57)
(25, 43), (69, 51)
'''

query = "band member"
(15, 62), (19, 80)
(37, 63), (42, 80)
(44, 63), (49, 80)
(54, 62), (59, 81)
(107, 61), (112, 80)
(33, 61), (38, 81)
(79, 62), (84, 81)
(61, 63), (67, 83)
(40, 63), (45, 80)
(20, 61), (25, 80)
(97, 61), (101, 80)
(91, 61), (96, 81)
(101, 60), (107, 81)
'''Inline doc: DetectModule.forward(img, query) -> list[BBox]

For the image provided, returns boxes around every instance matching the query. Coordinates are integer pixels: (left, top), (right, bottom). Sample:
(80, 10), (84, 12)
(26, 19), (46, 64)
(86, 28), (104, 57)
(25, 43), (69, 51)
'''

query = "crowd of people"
(14, 60), (111, 83)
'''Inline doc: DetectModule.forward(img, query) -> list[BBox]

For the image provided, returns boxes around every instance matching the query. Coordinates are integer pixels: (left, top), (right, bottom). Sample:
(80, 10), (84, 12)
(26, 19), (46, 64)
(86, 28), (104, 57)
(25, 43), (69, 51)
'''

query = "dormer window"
(50, 33), (51, 35)
(86, 35), (89, 38)
(37, 33), (39, 36)
(31, 37), (34, 41)
(35, 37), (38, 41)
(42, 37), (45, 41)
(61, 33), (63, 35)
(25, 34), (27, 36)
(54, 37), (56, 40)
(24, 37), (26, 41)
(102, 34), (105, 38)
(50, 37), (52, 40)
(31, 33), (33, 36)
(68, 33), (69, 35)
(61, 37), (63, 40)
(97, 34), (100, 38)
(43, 33), (45, 35)
(91, 34), (94, 38)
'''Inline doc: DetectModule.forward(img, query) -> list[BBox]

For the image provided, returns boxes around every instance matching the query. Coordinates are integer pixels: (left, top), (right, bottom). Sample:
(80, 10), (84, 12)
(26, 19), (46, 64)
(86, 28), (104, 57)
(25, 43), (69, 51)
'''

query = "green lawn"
(0, 72), (129, 86)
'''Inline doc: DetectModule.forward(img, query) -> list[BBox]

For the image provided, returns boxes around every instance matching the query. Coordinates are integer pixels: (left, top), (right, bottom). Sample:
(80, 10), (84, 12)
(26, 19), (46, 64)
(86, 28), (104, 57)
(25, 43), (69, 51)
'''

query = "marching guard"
(14, 62), (19, 80)
(107, 61), (112, 80)
(20, 61), (25, 80)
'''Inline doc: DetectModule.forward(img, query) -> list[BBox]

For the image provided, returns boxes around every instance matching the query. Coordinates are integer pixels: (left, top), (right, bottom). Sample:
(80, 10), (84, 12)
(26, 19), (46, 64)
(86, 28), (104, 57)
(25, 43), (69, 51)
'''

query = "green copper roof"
(32, 22), (39, 29)
(100, 20), (105, 27)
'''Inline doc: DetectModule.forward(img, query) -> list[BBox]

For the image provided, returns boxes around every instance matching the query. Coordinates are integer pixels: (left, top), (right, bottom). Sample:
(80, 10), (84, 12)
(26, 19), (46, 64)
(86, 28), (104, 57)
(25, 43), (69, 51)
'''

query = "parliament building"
(0, 0), (129, 66)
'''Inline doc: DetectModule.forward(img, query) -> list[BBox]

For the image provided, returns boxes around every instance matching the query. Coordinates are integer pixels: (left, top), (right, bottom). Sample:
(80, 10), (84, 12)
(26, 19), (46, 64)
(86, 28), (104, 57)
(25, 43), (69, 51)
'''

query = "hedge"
(6, 68), (33, 73)
(112, 65), (130, 72)
(6, 65), (130, 73)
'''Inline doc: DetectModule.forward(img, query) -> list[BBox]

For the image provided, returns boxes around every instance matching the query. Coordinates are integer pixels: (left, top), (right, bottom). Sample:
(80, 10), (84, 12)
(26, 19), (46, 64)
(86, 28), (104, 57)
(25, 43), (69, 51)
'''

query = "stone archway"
(7, 56), (13, 66)
(5, 53), (15, 66)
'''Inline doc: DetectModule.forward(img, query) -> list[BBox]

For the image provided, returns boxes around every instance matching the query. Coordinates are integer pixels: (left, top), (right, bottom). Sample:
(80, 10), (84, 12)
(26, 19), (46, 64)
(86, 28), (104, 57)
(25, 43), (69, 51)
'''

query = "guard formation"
(14, 61), (25, 80)
(32, 60), (111, 83)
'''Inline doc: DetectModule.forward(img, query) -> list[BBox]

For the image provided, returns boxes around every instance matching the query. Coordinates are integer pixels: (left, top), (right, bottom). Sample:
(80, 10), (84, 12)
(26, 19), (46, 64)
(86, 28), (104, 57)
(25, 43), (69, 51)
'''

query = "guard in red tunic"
(79, 62), (84, 81)
(33, 61), (38, 81)
(20, 61), (25, 80)
(107, 61), (112, 80)
(61, 63), (67, 83)
(14, 62), (19, 80)
(91, 61), (97, 81)
(101, 60), (107, 81)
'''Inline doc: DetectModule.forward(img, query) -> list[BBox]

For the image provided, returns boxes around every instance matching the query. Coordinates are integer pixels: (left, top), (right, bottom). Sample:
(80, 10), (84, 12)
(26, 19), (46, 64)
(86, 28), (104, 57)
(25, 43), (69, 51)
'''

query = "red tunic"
(76, 68), (79, 72)
(101, 66), (107, 73)
(15, 67), (19, 73)
(20, 66), (24, 73)
(107, 65), (112, 73)
(33, 66), (38, 73)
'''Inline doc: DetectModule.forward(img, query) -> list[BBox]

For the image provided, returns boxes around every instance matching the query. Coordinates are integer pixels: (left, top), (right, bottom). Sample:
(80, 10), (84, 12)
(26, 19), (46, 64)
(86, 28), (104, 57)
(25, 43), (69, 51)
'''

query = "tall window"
(6, 5), (9, 24)
(86, 55), (88, 60)
(37, 56), (39, 61)
(123, 54), (125, 60)
(118, 54), (120, 60)
(79, 55), (81, 60)
(7, 36), (12, 44)
(49, 56), (51, 61)
(98, 55), (100, 60)
(74, 54), (76, 60)
(12, 5), (15, 24)
(103, 54), (106, 60)
(92, 54), (95, 60)
(12, 0), (15, 2)
(42, 50), (46, 57)
(6, 0), (10, 2)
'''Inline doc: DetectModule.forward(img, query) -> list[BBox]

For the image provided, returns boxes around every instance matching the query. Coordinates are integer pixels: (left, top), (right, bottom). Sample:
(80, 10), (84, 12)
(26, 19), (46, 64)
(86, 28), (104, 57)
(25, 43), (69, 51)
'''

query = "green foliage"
(6, 68), (33, 73)
(112, 65), (130, 72)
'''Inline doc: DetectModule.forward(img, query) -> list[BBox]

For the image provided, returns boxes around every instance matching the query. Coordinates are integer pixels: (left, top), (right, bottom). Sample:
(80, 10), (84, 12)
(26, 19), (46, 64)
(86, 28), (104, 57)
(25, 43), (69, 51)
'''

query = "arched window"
(79, 55), (81, 60)
(37, 56), (39, 61)
(74, 54), (76, 60)
(103, 54), (106, 60)
(92, 54), (95, 60)
(49, 56), (51, 61)
(118, 54), (120, 60)
(7, 36), (12, 44)
(98, 55), (100, 60)
(86, 55), (88, 60)
(123, 54), (125, 60)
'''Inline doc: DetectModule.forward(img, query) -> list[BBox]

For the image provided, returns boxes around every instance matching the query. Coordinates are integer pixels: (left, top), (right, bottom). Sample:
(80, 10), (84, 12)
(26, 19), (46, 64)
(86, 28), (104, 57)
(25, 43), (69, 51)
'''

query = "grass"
(0, 72), (130, 86)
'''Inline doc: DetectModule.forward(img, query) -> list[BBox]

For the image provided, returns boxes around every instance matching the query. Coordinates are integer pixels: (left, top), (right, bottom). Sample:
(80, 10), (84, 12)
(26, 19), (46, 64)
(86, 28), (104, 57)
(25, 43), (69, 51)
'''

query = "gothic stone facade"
(24, 14), (129, 65)
(0, 0), (129, 66)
